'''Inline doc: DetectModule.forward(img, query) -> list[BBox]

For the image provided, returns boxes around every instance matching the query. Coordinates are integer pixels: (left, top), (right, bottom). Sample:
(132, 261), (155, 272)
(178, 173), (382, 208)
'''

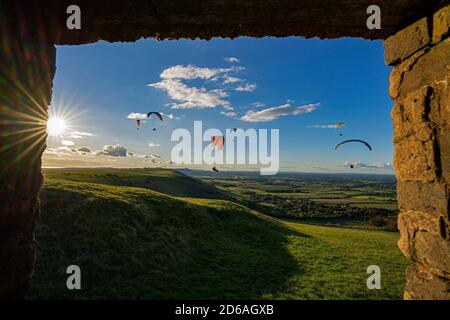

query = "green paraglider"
(335, 122), (347, 129)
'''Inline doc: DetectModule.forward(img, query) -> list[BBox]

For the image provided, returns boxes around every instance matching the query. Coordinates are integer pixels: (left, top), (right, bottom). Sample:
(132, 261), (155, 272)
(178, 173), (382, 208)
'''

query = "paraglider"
(212, 166), (219, 173)
(211, 136), (225, 151)
(135, 119), (141, 130)
(335, 122), (347, 129)
(147, 112), (163, 121)
(147, 112), (163, 131)
(335, 139), (372, 151)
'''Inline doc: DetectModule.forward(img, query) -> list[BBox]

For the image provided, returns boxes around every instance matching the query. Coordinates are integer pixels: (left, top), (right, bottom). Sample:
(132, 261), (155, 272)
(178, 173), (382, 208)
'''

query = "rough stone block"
(398, 210), (450, 277)
(385, 17), (431, 65)
(394, 136), (436, 182)
(392, 86), (434, 142)
(398, 210), (439, 259)
(399, 38), (450, 97)
(397, 181), (447, 217)
(433, 5), (450, 44)
(404, 264), (450, 300)
(439, 128), (450, 184)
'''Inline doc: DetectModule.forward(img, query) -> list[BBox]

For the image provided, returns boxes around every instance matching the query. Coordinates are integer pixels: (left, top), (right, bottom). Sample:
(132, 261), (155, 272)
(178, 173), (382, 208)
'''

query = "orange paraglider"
(211, 136), (225, 151)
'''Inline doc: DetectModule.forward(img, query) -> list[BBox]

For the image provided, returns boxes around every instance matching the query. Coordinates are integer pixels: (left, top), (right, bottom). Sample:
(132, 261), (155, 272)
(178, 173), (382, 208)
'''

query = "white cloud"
(149, 79), (230, 109)
(224, 57), (240, 63)
(241, 103), (319, 122)
(161, 112), (179, 120)
(223, 76), (241, 84)
(249, 102), (266, 108)
(127, 113), (148, 120)
(71, 131), (93, 136)
(148, 142), (160, 147)
(235, 83), (257, 92)
(160, 65), (239, 80)
(149, 64), (249, 110)
(345, 161), (393, 170)
(220, 111), (237, 118)
(61, 140), (75, 146)
(68, 131), (94, 139)
(97, 144), (127, 157)
(308, 124), (345, 129)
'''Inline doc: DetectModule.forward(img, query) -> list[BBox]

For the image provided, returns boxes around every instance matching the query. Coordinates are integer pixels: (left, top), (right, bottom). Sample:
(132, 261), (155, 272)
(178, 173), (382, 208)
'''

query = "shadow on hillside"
(29, 184), (310, 299)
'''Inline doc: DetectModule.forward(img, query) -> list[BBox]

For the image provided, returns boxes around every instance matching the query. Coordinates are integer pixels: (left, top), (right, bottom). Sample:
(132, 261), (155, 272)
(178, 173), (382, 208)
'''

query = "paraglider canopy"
(211, 136), (225, 151)
(147, 112), (163, 121)
(335, 122), (347, 128)
(335, 139), (372, 151)
(147, 112), (163, 131)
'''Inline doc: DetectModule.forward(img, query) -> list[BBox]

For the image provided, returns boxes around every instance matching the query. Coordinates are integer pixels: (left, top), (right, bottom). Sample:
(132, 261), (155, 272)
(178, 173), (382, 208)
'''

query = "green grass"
(28, 169), (408, 299)
(42, 168), (228, 199)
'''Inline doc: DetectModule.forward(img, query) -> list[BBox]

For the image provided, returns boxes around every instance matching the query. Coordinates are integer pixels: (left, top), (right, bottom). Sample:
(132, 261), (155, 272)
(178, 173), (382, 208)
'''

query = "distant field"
(191, 170), (398, 229)
(29, 168), (407, 299)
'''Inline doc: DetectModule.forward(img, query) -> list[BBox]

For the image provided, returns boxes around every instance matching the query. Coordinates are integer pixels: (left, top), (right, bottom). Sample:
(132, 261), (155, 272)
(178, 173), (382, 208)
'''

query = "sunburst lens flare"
(46, 116), (66, 136)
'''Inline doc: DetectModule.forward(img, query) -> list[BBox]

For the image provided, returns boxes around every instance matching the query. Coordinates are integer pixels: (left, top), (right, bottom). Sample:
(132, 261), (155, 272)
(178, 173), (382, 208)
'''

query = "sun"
(46, 116), (67, 136)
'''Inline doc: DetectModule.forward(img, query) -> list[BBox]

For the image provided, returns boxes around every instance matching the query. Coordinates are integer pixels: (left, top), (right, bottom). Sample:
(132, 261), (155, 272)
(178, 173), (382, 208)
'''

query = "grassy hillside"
(42, 168), (229, 199)
(28, 169), (408, 299)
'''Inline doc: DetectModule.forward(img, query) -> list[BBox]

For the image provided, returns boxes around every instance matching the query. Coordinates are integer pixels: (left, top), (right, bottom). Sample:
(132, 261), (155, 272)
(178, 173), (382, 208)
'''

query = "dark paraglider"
(335, 139), (372, 151)
(147, 112), (163, 131)
(147, 112), (163, 121)
(212, 166), (219, 173)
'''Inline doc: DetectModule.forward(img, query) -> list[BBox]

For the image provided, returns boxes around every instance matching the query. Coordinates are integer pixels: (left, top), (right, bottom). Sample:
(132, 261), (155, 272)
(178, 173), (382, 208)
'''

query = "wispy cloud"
(241, 103), (319, 122)
(159, 64), (240, 80)
(148, 142), (160, 147)
(161, 112), (179, 120)
(249, 102), (266, 108)
(220, 111), (237, 118)
(223, 76), (241, 84)
(224, 57), (240, 63)
(345, 161), (393, 170)
(308, 124), (339, 129)
(61, 140), (75, 146)
(235, 83), (256, 92)
(68, 131), (94, 139)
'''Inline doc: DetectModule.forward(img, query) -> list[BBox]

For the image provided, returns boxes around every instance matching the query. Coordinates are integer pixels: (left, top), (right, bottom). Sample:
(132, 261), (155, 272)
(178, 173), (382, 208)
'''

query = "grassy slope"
(29, 169), (408, 299)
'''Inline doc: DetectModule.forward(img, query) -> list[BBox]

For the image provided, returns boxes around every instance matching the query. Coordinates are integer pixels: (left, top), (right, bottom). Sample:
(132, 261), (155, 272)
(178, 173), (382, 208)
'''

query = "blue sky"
(44, 36), (394, 173)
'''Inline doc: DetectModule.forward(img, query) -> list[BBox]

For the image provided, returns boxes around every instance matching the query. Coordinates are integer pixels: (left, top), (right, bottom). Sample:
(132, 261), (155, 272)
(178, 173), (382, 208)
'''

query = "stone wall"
(385, 5), (450, 299)
(0, 8), (55, 298)
(0, 0), (448, 299)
